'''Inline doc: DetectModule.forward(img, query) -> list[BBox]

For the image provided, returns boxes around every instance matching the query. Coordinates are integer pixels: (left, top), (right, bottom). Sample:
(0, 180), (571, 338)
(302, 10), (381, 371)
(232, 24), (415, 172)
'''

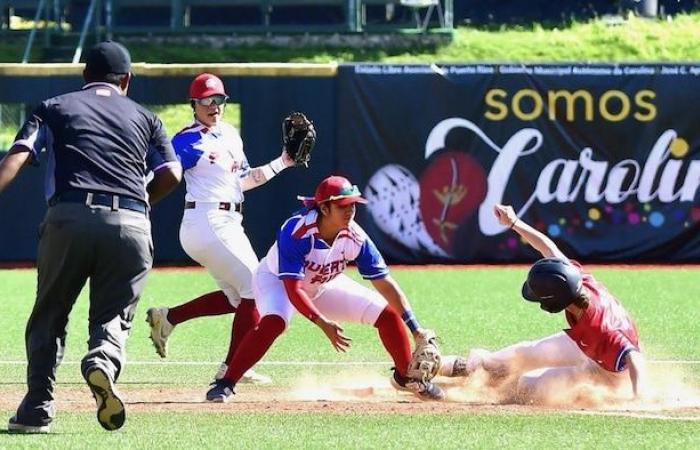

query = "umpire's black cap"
(521, 257), (582, 313)
(85, 41), (131, 76)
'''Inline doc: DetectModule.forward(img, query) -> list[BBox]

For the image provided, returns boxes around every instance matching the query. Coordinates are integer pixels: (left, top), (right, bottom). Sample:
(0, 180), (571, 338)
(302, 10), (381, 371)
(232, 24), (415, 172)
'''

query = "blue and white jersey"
(171, 120), (250, 203)
(261, 208), (389, 297)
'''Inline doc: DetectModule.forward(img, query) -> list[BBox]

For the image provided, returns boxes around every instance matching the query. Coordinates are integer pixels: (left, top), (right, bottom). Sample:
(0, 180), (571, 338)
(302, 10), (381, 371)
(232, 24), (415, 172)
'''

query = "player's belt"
(185, 201), (242, 213)
(49, 190), (148, 215)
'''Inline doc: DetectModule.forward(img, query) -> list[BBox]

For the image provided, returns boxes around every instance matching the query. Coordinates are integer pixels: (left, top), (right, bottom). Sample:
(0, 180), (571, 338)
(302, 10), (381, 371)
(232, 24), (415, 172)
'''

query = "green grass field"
(5, 13), (700, 63)
(0, 267), (698, 448)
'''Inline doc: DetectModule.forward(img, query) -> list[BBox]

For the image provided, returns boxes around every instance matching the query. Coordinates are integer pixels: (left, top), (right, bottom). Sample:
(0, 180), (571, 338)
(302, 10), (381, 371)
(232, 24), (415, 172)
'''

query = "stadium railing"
(361, 0), (451, 32)
(1, 1), (453, 35)
(111, 0), (354, 33)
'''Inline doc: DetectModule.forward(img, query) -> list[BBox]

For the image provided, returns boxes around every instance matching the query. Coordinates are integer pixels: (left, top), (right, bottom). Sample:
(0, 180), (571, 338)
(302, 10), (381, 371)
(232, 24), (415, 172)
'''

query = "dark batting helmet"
(521, 257), (583, 313)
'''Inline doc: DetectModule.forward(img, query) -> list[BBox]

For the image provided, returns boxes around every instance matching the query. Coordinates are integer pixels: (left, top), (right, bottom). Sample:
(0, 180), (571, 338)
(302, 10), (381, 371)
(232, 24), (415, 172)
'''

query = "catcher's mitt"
(282, 112), (316, 167)
(407, 329), (442, 382)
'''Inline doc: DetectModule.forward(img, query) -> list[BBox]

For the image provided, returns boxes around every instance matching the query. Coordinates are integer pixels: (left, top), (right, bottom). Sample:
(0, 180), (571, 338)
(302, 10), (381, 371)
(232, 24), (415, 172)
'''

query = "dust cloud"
(286, 359), (700, 415)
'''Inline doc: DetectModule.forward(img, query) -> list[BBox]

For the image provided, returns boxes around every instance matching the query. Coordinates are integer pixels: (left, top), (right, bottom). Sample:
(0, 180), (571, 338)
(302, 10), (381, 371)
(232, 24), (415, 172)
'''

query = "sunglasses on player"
(193, 95), (227, 106)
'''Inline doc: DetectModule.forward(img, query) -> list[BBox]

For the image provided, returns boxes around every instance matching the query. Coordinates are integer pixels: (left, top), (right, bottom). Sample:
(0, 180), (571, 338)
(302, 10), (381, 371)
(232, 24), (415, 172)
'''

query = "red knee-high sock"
(223, 315), (285, 383)
(225, 298), (260, 363)
(167, 290), (236, 325)
(374, 306), (412, 378)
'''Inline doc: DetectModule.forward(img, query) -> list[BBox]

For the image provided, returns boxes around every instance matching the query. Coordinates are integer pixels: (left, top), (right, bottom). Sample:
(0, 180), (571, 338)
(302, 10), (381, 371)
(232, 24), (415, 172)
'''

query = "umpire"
(0, 41), (182, 433)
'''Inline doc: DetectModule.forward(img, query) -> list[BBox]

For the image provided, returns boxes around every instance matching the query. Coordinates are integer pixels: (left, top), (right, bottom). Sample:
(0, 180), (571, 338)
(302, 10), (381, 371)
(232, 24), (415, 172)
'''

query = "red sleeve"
(283, 279), (322, 322)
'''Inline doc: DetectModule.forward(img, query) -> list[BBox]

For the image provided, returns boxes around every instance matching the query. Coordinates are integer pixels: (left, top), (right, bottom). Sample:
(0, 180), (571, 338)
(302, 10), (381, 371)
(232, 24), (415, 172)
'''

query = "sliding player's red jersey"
(564, 261), (640, 372)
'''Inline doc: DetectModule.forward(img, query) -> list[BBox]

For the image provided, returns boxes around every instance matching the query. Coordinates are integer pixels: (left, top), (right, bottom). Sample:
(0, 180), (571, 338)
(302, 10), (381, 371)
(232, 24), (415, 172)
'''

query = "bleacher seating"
(111, 0), (352, 32)
(1, 0), (453, 36)
(361, 0), (447, 31)
(0, 1), (47, 29)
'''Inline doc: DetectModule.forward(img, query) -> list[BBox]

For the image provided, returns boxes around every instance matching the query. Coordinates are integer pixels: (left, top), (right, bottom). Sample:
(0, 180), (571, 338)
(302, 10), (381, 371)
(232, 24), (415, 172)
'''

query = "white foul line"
(570, 410), (700, 422)
(0, 360), (384, 366)
(0, 360), (698, 366)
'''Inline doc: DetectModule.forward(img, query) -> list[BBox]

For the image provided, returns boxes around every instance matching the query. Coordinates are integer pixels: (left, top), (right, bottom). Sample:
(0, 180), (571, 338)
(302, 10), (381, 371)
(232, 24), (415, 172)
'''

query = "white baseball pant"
(475, 331), (628, 402)
(253, 268), (386, 328)
(179, 204), (258, 307)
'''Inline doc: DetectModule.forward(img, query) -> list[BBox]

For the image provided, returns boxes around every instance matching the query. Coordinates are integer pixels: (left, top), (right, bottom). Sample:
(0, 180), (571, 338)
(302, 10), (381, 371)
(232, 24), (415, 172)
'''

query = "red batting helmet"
(189, 73), (227, 99)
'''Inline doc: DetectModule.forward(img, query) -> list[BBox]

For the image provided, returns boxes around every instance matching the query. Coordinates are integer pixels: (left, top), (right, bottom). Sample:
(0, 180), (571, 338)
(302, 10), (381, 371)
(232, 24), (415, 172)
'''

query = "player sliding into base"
(439, 204), (650, 404)
(205, 175), (445, 402)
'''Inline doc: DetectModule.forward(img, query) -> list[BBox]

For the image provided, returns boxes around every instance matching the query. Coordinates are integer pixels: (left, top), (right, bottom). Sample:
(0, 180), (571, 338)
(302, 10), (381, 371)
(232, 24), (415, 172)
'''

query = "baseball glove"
(282, 112), (316, 167)
(407, 329), (442, 382)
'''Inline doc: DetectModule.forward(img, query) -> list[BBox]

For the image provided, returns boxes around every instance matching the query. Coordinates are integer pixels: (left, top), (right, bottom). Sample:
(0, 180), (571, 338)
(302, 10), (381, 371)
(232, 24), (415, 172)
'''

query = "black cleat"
(391, 370), (445, 401)
(206, 379), (235, 403)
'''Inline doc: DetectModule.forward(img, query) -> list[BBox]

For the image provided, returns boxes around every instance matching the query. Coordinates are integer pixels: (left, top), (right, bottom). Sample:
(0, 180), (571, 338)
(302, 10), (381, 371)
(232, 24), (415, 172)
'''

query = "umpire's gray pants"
(17, 203), (152, 423)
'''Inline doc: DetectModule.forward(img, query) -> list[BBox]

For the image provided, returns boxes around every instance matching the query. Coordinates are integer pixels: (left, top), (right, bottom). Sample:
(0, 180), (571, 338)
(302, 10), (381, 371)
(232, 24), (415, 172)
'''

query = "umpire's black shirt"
(13, 82), (177, 203)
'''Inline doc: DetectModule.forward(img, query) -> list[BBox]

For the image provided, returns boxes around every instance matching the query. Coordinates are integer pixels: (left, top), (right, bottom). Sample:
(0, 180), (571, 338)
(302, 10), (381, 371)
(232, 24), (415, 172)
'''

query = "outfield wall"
(1, 63), (699, 263)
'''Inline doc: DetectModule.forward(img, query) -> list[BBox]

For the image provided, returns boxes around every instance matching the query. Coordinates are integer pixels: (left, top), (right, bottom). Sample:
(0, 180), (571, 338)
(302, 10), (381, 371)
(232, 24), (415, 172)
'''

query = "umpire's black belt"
(49, 191), (148, 215)
(185, 201), (242, 213)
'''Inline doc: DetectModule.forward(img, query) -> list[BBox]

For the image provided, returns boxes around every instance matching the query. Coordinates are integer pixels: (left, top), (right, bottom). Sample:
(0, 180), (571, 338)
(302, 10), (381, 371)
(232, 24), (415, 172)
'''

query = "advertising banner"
(337, 64), (700, 262)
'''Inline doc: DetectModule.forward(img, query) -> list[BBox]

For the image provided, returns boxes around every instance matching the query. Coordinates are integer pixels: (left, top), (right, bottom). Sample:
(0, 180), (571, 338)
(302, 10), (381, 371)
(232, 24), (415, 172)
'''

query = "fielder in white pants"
(205, 176), (445, 403)
(146, 73), (297, 386)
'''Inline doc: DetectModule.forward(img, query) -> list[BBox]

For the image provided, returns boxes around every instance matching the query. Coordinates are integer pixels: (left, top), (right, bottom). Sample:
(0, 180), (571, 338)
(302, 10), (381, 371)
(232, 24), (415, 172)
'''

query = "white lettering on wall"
(425, 118), (700, 236)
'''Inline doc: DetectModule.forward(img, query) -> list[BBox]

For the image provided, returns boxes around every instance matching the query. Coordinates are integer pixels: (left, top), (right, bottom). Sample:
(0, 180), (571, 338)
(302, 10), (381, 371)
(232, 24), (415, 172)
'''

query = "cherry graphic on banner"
(364, 164), (446, 257)
(419, 151), (488, 255)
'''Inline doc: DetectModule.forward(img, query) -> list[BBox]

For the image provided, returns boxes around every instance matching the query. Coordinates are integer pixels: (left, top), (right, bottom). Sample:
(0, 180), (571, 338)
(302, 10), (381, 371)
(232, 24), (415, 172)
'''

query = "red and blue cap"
(298, 175), (368, 207)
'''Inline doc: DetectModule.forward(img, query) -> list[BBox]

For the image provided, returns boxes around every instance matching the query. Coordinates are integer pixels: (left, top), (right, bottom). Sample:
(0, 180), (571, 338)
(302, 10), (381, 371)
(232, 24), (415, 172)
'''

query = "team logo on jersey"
(306, 259), (347, 284)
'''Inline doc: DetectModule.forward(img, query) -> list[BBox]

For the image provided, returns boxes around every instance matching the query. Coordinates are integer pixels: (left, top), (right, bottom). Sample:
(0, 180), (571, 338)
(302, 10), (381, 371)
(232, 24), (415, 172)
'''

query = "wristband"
(260, 164), (275, 180)
(401, 310), (421, 333)
(260, 156), (288, 180)
(270, 156), (287, 174)
(509, 218), (518, 229)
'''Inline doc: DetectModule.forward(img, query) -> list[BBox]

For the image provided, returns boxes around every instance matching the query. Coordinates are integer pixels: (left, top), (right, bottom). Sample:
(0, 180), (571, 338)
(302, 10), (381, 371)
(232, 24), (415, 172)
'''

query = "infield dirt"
(1, 371), (698, 420)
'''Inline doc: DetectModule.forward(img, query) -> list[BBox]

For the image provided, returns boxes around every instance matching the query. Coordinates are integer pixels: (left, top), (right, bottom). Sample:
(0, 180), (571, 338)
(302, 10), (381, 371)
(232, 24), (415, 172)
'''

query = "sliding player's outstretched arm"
(625, 350), (651, 401)
(493, 204), (567, 260)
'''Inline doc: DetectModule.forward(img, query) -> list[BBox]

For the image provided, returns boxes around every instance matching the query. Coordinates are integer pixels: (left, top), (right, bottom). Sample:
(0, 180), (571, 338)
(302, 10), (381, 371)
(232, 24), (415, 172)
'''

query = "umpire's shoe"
(7, 416), (51, 434)
(391, 370), (445, 401)
(85, 368), (126, 431)
(206, 379), (235, 403)
(146, 307), (174, 358)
